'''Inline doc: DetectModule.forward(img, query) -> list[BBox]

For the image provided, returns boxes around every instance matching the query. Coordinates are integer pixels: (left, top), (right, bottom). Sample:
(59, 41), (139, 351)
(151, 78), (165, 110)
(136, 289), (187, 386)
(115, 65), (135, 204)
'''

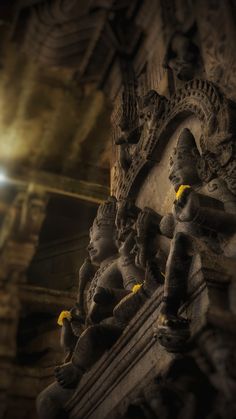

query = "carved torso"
(85, 256), (124, 323)
(86, 256), (123, 309)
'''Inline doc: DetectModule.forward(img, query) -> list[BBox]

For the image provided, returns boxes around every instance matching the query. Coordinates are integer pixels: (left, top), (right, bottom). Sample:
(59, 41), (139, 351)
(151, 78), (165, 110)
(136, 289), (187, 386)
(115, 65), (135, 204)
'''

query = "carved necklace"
(86, 255), (117, 305)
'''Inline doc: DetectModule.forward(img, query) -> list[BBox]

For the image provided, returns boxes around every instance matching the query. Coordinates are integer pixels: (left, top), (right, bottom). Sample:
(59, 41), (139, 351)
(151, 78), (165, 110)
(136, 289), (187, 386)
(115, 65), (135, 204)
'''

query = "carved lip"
(88, 249), (97, 257)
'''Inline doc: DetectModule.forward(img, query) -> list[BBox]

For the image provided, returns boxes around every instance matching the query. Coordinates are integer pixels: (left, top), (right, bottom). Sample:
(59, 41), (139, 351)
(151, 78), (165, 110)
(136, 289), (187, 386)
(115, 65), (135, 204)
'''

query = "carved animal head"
(138, 90), (166, 127)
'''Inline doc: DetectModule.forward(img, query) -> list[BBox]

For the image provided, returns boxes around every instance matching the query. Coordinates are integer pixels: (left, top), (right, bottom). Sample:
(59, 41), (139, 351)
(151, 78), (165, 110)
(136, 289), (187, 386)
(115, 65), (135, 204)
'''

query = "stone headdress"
(90, 196), (117, 236)
(169, 128), (200, 168)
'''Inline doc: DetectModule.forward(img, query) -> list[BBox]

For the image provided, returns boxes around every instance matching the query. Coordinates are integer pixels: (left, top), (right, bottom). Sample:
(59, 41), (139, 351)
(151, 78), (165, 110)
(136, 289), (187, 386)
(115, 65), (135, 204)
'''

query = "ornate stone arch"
(114, 79), (236, 201)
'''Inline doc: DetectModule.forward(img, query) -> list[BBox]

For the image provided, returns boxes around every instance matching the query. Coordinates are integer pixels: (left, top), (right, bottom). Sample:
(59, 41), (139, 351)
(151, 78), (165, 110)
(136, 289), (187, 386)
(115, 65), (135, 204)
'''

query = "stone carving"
(156, 127), (236, 351)
(0, 187), (47, 418)
(123, 357), (215, 419)
(0, 186), (47, 280)
(196, 0), (236, 99)
(60, 257), (97, 363)
(197, 133), (236, 200)
(113, 79), (235, 199)
(114, 206), (165, 326)
(161, 0), (203, 83)
(164, 30), (202, 82)
(23, 0), (115, 84)
(58, 79), (236, 418)
(196, 327), (236, 418)
(116, 89), (167, 173)
(37, 196), (158, 418)
(37, 192), (167, 418)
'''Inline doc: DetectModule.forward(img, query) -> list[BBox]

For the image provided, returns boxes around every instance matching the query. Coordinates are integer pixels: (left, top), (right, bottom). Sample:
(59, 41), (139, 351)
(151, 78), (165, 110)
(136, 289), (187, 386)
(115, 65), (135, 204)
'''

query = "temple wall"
(67, 1), (236, 418)
(0, 1), (236, 418)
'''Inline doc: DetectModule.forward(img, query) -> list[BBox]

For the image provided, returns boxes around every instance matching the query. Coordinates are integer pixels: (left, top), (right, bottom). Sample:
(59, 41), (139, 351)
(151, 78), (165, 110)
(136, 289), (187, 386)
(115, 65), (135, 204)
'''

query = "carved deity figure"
(114, 205), (165, 326)
(157, 128), (236, 350)
(37, 196), (160, 419)
(164, 31), (202, 82)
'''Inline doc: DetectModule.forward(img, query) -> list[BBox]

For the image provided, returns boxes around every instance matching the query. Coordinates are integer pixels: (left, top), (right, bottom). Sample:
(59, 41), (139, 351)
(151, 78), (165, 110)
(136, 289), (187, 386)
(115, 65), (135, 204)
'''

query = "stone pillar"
(0, 186), (47, 418)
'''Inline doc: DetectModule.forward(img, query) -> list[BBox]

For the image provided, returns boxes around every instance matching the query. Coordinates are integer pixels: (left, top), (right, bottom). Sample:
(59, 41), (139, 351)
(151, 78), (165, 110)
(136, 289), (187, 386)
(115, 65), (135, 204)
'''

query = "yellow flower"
(132, 283), (142, 293)
(57, 310), (71, 326)
(175, 184), (191, 200)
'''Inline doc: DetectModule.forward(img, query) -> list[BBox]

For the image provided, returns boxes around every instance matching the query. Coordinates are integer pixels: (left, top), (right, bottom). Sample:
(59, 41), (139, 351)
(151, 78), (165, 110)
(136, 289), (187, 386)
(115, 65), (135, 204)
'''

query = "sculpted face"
(169, 129), (201, 191)
(87, 226), (117, 266)
(169, 148), (201, 192)
(167, 34), (198, 81)
(169, 153), (199, 191)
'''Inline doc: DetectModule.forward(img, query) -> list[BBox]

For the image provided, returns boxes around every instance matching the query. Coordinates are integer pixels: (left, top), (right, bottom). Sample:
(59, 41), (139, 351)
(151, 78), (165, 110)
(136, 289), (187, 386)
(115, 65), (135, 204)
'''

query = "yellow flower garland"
(175, 184), (191, 200)
(132, 283), (142, 293)
(57, 310), (71, 326)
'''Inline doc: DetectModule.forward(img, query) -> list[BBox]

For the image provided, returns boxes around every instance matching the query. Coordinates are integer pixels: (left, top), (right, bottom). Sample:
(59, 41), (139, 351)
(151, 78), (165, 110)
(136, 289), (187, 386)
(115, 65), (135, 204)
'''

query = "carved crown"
(93, 196), (117, 230)
(170, 128), (199, 166)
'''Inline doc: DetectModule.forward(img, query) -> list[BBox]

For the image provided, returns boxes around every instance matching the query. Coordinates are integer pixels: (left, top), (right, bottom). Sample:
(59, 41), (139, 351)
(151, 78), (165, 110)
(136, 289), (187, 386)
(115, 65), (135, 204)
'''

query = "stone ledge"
(66, 287), (166, 419)
(66, 254), (231, 419)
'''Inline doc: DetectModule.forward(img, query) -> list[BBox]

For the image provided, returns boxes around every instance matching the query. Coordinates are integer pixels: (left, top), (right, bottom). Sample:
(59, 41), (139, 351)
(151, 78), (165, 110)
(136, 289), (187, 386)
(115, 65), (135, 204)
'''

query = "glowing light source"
(0, 172), (7, 183)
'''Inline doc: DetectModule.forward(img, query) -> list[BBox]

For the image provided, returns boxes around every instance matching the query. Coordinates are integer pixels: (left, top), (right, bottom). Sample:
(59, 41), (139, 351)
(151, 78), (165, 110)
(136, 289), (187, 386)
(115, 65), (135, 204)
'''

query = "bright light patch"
(0, 172), (7, 183)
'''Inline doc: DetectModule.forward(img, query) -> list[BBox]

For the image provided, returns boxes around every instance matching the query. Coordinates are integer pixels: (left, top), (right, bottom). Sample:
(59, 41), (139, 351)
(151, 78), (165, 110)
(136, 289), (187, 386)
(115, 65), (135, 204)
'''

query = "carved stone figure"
(114, 206), (165, 326)
(164, 31), (202, 82)
(157, 128), (236, 351)
(60, 257), (97, 363)
(36, 196), (147, 419)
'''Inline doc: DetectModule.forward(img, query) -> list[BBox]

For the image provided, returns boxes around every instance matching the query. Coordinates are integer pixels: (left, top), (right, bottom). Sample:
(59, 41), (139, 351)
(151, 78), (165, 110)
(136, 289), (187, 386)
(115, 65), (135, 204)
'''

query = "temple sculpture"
(114, 205), (165, 326)
(157, 127), (236, 350)
(0, 2), (236, 418)
(37, 196), (164, 418)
